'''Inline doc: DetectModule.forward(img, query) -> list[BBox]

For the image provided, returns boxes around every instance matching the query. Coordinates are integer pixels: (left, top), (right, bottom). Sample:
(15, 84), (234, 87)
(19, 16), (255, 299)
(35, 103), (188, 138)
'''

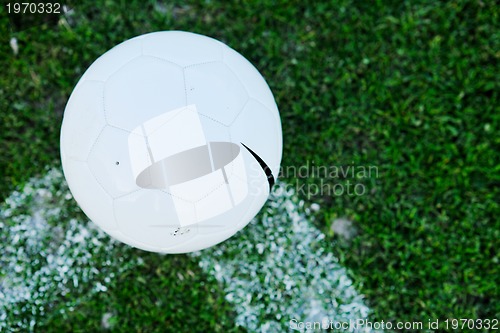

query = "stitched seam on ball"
(140, 54), (183, 68)
(105, 123), (133, 133)
(99, 81), (110, 126)
(113, 188), (142, 200)
(197, 112), (229, 127)
(192, 180), (228, 203)
(160, 189), (193, 203)
(190, 61), (249, 126)
(182, 68), (188, 106)
(86, 125), (107, 163)
(86, 155), (114, 199)
(182, 60), (221, 69)
(251, 97), (281, 128)
(102, 82), (110, 125)
(252, 97), (277, 117)
(105, 57), (142, 82)
(102, 54), (152, 125)
(247, 98), (281, 161)
(227, 98), (250, 127)
(221, 56), (251, 98)
(86, 127), (122, 198)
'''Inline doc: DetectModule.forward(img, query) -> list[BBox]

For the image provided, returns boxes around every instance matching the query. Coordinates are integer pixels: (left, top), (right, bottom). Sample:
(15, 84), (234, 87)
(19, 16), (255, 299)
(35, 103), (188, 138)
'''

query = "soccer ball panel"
(61, 80), (106, 162)
(81, 36), (142, 82)
(142, 31), (223, 67)
(61, 158), (117, 230)
(222, 46), (277, 113)
(185, 62), (248, 126)
(87, 126), (143, 198)
(104, 57), (185, 131)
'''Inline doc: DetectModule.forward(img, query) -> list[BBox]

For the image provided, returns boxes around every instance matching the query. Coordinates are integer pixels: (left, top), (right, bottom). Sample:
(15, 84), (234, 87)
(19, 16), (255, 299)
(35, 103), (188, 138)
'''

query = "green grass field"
(1, 0), (499, 331)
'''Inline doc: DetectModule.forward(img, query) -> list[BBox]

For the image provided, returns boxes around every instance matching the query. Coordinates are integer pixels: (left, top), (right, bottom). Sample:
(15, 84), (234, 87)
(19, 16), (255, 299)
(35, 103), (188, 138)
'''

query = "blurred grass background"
(1, 0), (498, 331)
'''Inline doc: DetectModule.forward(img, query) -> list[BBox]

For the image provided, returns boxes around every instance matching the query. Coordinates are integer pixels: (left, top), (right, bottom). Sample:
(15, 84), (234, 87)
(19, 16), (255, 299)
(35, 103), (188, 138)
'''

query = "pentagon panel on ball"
(60, 31), (282, 253)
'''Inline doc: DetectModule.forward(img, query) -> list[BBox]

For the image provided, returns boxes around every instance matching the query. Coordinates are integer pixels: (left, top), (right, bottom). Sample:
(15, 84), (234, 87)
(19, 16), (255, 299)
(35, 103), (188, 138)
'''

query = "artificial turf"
(1, 0), (498, 331)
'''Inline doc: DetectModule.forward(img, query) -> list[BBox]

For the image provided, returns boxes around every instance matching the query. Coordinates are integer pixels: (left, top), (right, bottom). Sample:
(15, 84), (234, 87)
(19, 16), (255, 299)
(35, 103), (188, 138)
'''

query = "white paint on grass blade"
(1, 169), (373, 332)
(192, 184), (373, 332)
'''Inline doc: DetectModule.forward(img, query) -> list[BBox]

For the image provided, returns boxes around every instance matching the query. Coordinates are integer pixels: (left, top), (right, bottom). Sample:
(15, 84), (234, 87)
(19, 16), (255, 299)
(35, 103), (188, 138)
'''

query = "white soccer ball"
(60, 31), (282, 253)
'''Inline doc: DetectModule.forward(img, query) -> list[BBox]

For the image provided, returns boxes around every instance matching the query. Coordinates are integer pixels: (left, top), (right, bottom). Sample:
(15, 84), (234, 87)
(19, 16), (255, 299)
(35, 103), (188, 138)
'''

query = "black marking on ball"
(171, 227), (190, 236)
(241, 142), (275, 191)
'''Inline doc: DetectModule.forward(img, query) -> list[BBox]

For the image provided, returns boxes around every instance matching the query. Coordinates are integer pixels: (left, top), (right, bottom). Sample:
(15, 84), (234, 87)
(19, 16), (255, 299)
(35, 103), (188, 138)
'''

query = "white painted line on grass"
(0, 169), (139, 332)
(1, 168), (373, 332)
(192, 185), (373, 332)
